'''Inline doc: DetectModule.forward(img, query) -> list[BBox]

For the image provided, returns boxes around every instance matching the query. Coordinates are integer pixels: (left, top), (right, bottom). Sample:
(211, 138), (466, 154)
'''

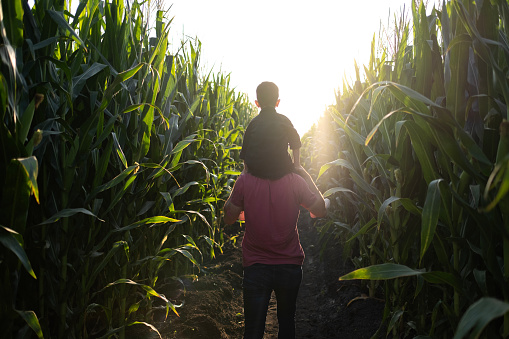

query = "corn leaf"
(484, 159), (509, 211)
(72, 62), (107, 100)
(87, 241), (128, 291)
(421, 179), (442, 262)
(323, 187), (358, 198)
(18, 99), (35, 144)
(453, 298), (509, 339)
(432, 124), (481, 180)
(318, 159), (351, 180)
(0, 74), (7, 117)
(96, 63), (144, 113)
(339, 263), (424, 280)
(47, 10), (85, 48)
(224, 170), (241, 175)
(39, 208), (104, 225)
(113, 216), (181, 234)
(1, 157), (36, 234)
(384, 82), (432, 114)
(0, 226), (36, 279)
(346, 218), (377, 243)
(1, 0), (23, 47)
(97, 321), (163, 339)
(112, 132), (127, 169)
(339, 263), (459, 289)
(18, 156), (39, 203)
(402, 120), (439, 184)
(86, 165), (139, 203)
(15, 310), (43, 339)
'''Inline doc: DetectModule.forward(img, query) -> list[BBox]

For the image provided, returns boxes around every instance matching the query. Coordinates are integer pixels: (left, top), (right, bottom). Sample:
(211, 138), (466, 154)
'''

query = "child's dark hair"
(256, 82), (279, 107)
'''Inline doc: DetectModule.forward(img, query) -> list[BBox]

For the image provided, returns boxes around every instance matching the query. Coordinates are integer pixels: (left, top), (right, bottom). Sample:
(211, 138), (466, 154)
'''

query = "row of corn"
(0, 0), (255, 338)
(302, 0), (509, 337)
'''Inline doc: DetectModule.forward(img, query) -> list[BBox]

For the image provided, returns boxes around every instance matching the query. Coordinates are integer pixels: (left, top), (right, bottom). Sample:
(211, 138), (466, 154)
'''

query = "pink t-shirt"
(228, 172), (318, 267)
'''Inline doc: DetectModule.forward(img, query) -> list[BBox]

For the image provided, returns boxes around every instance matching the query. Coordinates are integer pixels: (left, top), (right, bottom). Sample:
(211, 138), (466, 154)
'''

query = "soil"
(148, 210), (386, 339)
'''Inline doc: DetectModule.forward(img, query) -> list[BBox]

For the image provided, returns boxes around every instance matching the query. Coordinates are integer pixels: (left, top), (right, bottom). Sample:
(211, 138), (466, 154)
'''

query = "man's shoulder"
(270, 173), (305, 187)
(287, 172), (307, 184)
(237, 172), (256, 184)
(285, 173), (314, 194)
(239, 172), (296, 184)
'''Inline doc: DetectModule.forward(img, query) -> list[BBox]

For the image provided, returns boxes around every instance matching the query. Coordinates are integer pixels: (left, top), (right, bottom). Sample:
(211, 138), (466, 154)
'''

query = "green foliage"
(0, 0), (255, 337)
(303, 0), (509, 337)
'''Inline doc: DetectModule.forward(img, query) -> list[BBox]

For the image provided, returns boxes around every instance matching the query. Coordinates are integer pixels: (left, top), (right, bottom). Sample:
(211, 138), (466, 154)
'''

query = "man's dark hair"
(256, 82), (279, 107)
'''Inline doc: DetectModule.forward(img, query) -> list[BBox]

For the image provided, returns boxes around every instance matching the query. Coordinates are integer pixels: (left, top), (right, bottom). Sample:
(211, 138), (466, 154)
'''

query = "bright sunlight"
(167, 0), (437, 136)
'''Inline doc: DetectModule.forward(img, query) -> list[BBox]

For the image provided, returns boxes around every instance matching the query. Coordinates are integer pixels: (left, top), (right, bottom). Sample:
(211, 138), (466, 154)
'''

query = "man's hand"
(224, 198), (243, 225)
(309, 197), (327, 218)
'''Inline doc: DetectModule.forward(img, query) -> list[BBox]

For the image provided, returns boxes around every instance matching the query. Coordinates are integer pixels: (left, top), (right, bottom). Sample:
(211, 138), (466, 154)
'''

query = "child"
(239, 81), (330, 215)
(240, 81), (301, 180)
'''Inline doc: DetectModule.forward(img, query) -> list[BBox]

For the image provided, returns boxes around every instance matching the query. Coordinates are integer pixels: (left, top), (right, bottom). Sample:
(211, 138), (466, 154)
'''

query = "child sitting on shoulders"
(240, 81), (301, 180)
(239, 81), (330, 215)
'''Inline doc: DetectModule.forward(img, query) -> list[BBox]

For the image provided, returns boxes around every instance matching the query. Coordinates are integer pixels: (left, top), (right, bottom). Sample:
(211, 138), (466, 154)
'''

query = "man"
(224, 166), (327, 339)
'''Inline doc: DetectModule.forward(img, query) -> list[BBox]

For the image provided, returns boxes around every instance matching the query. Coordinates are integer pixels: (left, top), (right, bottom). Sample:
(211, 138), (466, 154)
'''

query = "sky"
(164, 0), (437, 136)
(29, 0), (437, 136)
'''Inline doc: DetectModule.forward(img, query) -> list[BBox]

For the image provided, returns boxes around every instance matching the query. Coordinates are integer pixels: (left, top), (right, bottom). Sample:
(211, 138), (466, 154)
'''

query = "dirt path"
(152, 210), (385, 338)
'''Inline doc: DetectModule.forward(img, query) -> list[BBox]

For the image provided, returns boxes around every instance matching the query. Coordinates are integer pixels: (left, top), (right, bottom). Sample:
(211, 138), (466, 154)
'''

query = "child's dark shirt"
(240, 107), (301, 180)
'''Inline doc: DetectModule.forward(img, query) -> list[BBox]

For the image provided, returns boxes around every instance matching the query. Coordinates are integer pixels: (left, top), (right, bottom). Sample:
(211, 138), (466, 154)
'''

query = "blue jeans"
(243, 264), (302, 339)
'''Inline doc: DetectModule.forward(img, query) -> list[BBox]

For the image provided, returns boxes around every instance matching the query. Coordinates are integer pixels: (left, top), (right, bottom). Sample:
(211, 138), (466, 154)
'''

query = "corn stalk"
(305, 0), (509, 337)
(0, 0), (255, 337)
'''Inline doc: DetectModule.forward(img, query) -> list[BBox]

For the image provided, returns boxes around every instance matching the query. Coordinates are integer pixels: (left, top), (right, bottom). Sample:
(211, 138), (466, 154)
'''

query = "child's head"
(256, 82), (280, 108)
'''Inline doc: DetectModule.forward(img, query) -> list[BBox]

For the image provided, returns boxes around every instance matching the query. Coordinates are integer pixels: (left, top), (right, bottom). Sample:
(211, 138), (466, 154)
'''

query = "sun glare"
(29, 0), (434, 136)
(167, 0), (417, 136)
(167, 0), (439, 135)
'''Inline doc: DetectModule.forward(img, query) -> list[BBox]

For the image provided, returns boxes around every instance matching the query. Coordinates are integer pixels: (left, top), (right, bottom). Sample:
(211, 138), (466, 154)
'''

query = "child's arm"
(292, 147), (301, 168)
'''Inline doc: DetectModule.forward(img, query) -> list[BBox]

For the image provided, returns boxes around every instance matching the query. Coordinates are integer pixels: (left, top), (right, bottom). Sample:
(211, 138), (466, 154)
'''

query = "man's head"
(255, 82), (280, 108)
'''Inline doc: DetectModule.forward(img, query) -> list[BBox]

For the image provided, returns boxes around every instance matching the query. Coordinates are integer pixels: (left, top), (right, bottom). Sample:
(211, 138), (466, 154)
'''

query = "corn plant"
(0, 0), (255, 338)
(303, 0), (509, 337)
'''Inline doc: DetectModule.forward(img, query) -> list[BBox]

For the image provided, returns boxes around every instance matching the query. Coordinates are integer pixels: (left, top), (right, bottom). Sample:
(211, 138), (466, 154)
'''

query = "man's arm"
(309, 197), (327, 218)
(294, 166), (327, 218)
(223, 197), (243, 225)
(294, 165), (321, 197)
